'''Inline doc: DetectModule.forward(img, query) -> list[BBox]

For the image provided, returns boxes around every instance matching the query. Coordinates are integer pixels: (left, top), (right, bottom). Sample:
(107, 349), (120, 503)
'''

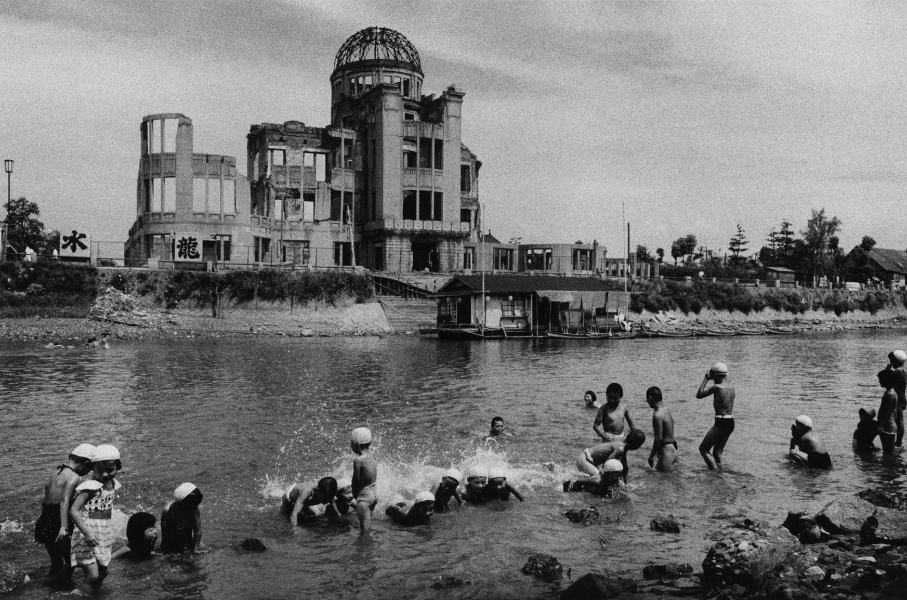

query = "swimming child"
(852, 408), (879, 452)
(69, 444), (121, 589)
(564, 459), (624, 498)
(350, 427), (378, 534)
(887, 350), (907, 446)
(430, 468), (463, 512)
(564, 429), (646, 491)
(463, 465), (489, 504)
(385, 492), (435, 526)
(160, 483), (204, 554)
(282, 478), (340, 524)
(789, 415), (832, 469)
(584, 390), (601, 409)
(593, 383), (635, 442)
(484, 466), (525, 502)
(489, 416), (514, 438)
(646, 386), (678, 472)
(696, 362), (736, 470)
(111, 512), (157, 560)
(878, 368), (898, 455)
(326, 480), (356, 518)
(35, 443), (94, 583)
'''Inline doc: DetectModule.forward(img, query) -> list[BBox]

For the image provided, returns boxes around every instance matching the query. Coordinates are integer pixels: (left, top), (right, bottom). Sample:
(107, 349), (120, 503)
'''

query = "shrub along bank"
(629, 278), (905, 317)
(0, 262), (374, 318)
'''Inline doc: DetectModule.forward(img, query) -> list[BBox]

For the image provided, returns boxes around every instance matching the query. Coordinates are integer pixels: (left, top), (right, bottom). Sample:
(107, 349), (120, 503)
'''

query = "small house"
(763, 266), (796, 288)
(845, 247), (907, 289)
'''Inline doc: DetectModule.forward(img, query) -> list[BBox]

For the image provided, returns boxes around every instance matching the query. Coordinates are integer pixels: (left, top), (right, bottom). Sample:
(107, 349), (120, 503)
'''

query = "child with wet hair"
(350, 427), (378, 534)
(385, 492), (435, 526)
(430, 468), (463, 512)
(69, 445), (122, 589)
(282, 477), (340, 524)
(484, 466), (525, 502)
(112, 512), (157, 560)
(462, 465), (489, 504)
(878, 368), (898, 455)
(35, 443), (94, 584)
(565, 429), (646, 491)
(584, 390), (601, 408)
(160, 483), (204, 554)
(563, 459), (625, 498)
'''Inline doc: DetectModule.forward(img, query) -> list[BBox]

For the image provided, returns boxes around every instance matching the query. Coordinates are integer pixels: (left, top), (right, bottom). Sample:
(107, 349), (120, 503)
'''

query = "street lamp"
(4, 160), (12, 221)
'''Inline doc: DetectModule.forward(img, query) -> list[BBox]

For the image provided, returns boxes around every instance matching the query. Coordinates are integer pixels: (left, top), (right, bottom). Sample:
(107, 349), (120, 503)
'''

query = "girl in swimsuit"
(69, 445), (121, 589)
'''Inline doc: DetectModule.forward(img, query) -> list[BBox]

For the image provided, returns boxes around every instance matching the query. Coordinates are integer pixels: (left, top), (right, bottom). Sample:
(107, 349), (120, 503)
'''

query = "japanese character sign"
(60, 230), (90, 258)
(174, 233), (202, 261)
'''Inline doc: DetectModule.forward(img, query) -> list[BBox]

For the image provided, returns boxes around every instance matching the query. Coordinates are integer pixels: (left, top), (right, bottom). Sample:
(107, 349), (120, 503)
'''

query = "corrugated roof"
(868, 248), (907, 275)
(435, 274), (618, 295)
(764, 266), (796, 273)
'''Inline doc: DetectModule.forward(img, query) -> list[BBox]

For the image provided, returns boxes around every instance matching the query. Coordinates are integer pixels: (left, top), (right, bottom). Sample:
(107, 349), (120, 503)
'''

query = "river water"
(1, 330), (905, 599)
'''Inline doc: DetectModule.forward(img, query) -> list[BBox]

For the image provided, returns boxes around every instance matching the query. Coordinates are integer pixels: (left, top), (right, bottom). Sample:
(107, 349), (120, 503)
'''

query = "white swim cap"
(336, 479), (352, 490)
(415, 491), (435, 504)
(487, 466), (506, 480)
(892, 350), (907, 365)
(602, 459), (623, 473)
(795, 415), (813, 429)
(444, 468), (462, 483)
(174, 482), (198, 501)
(466, 464), (488, 479)
(710, 362), (728, 374)
(72, 444), (96, 460)
(350, 427), (372, 445)
(92, 444), (120, 462)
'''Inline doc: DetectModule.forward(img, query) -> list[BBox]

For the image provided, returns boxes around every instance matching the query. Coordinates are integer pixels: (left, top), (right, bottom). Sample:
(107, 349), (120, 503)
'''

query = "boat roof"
(432, 274), (619, 296)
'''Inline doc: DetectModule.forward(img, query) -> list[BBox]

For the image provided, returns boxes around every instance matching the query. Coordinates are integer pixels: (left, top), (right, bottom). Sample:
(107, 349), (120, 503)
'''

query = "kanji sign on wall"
(173, 233), (203, 262)
(60, 230), (90, 258)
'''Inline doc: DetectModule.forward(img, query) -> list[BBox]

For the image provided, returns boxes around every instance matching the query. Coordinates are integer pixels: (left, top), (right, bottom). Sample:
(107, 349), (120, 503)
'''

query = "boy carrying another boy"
(564, 429), (646, 492)
(350, 427), (378, 533)
(593, 383), (635, 442)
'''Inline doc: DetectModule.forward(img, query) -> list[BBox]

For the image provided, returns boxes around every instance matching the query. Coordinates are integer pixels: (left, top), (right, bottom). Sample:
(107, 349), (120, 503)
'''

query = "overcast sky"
(1, 1), (905, 257)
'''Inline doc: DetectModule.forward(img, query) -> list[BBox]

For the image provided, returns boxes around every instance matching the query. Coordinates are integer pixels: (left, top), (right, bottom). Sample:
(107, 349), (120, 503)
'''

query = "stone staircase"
(378, 297), (436, 333)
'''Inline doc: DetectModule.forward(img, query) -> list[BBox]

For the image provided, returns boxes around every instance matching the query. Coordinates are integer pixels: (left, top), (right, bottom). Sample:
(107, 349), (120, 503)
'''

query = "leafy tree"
(670, 240), (683, 265)
(777, 220), (795, 264)
(635, 244), (653, 263)
(5, 197), (45, 259)
(681, 234), (698, 264)
(655, 247), (664, 263)
(860, 235), (876, 253)
(801, 208), (842, 284)
(728, 224), (748, 264)
(41, 230), (60, 257)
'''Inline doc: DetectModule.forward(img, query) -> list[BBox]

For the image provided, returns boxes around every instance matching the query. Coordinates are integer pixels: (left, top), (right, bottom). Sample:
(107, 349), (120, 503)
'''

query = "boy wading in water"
(696, 362), (735, 470)
(593, 383), (635, 442)
(646, 387), (678, 472)
(350, 427), (378, 534)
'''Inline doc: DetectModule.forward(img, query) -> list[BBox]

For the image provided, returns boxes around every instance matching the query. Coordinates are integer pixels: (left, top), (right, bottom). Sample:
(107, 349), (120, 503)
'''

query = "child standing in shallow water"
(350, 427), (378, 534)
(160, 483), (204, 554)
(69, 445), (121, 589)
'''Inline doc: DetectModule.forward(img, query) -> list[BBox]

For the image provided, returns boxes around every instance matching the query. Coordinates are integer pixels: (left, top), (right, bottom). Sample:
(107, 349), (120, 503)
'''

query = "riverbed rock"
(814, 495), (878, 534)
(0, 562), (27, 593)
(702, 525), (801, 589)
(522, 553), (563, 581)
(650, 515), (681, 533)
(560, 573), (637, 600)
(879, 575), (907, 598)
(858, 489), (907, 511)
(565, 506), (601, 524)
(641, 563), (693, 580)
(239, 538), (267, 552)
(430, 575), (469, 589)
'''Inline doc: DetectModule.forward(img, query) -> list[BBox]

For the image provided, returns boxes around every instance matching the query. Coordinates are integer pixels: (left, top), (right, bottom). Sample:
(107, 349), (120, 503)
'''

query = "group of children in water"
(35, 443), (203, 590)
(34, 350), (907, 589)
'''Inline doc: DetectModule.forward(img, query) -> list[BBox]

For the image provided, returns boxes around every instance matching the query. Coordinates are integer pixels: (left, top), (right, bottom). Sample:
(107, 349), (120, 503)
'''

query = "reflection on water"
(1, 330), (905, 598)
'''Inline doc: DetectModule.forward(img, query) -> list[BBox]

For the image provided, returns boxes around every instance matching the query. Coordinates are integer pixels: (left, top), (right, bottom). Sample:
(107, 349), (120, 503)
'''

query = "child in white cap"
(463, 464), (489, 504)
(430, 468), (463, 512)
(35, 443), (95, 584)
(350, 427), (377, 534)
(484, 466), (525, 502)
(69, 444), (121, 589)
(160, 483), (204, 554)
(789, 415), (832, 469)
(326, 480), (356, 519)
(695, 361), (736, 470)
(385, 492), (435, 526)
(563, 459), (625, 498)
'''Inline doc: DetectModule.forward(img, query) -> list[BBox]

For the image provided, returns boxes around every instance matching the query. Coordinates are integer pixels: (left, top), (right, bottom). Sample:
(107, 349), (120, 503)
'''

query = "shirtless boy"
(593, 383), (635, 442)
(646, 387), (678, 472)
(564, 429), (646, 491)
(696, 362), (736, 470)
(385, 492), (434, 526)
(789, 415), (832, 469)
(887, 350), (907, 446)
(430, 468), (463, 512)
(350, 427), (378, 534)
(35, 444), (95, 583)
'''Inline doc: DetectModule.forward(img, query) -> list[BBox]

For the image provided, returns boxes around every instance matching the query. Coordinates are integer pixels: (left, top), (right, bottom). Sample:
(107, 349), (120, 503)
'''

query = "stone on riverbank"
(814, 495), (878, 534)
(560, 573), (637, 600)
(649, 515), (681, 533)
(701, 525), (802, 588)
(238, 538), (267, 552)
(0, 562), (27, 593)
(641, 563), (693, 580)
(522, 553), (563, 581)
(564, 506), (601, 524)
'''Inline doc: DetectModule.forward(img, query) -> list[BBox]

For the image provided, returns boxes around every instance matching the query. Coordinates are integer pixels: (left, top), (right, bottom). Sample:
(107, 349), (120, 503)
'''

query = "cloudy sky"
(1, 1), (905, 257)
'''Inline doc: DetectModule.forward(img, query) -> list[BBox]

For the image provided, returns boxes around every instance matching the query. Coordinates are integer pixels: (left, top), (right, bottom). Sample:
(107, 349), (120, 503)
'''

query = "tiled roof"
(868, 248), (907, 274)
(436, 274), (616, 295)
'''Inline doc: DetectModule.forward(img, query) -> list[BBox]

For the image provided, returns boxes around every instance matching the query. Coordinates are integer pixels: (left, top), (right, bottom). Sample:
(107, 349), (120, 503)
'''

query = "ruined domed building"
(127, 27), (482, 271)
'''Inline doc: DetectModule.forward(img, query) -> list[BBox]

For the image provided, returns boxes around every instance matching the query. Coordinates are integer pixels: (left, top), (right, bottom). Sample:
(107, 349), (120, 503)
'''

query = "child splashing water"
(69, 444), (121, 590)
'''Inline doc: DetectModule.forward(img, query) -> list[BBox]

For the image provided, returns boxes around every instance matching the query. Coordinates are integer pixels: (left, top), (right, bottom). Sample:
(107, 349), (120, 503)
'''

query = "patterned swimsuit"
(71, 479), (120, 567)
